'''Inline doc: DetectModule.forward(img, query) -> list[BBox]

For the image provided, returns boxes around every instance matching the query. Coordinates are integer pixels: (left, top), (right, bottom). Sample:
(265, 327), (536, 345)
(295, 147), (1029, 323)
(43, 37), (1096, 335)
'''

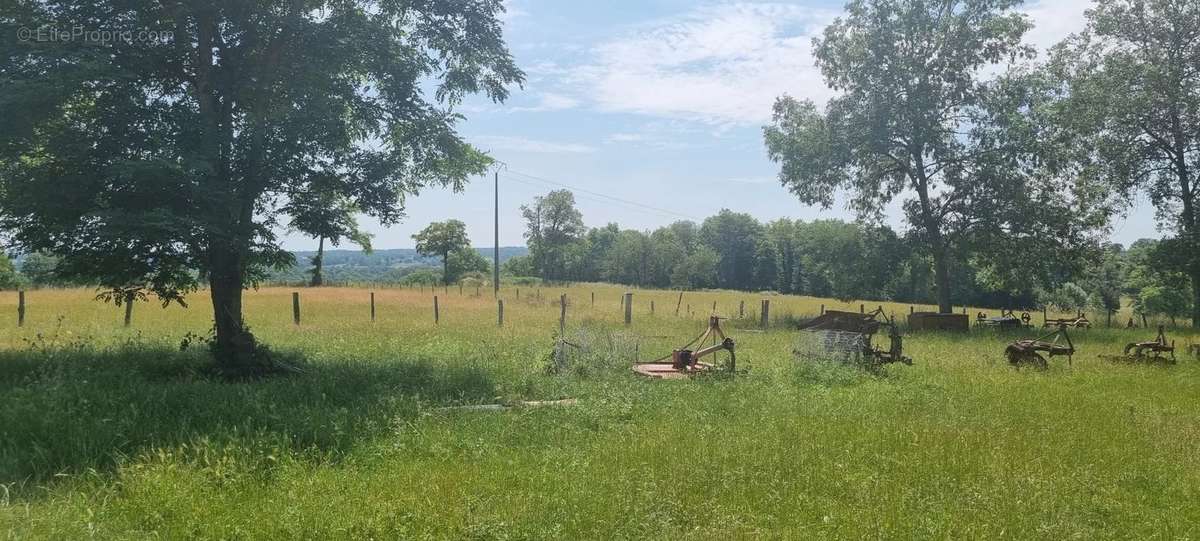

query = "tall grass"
(1, 286), (1198, 539)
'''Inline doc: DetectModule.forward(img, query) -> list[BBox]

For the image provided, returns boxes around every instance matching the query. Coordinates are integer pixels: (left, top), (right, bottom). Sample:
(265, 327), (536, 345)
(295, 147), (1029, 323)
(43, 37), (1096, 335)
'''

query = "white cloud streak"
(547, 1), (1094, 127)
(568, 3), (836, 126)
(471, 135), (595, 154)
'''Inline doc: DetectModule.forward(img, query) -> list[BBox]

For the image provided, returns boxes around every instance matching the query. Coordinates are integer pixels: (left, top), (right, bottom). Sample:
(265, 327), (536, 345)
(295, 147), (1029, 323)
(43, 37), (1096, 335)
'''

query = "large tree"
(1048, 0), (1200, 327)
(764, 0), (1038, 313)
(413, 220), (470, 285)
(0, 1), (522, 371)
(521, 190), (585, 281)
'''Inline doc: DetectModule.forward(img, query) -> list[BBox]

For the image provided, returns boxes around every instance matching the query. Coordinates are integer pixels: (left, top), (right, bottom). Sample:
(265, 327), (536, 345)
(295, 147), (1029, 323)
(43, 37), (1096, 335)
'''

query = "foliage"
(0, 253), (22, 290)
(1085, 245), (1126, 314)
(0, 0), (523, 368)
(1040, 282), (1091, 314)
(399, 270), (441, 286)
(502, 255), (537, 278)
(287, 183), (374, 286)
(1123, 239), (1194, 321)
(447, 246), (491, 283)
(1047, 0), (1200, 326)
(18, 252), (62, 287)
(521, 190), (586, 281)
(763, 0), (1109, 313)
(413, 220), (472, 284)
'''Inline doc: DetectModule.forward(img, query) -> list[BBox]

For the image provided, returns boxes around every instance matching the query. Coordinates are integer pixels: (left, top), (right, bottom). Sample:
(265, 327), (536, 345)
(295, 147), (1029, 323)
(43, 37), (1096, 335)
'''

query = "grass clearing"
(2, 285), (1199, 539)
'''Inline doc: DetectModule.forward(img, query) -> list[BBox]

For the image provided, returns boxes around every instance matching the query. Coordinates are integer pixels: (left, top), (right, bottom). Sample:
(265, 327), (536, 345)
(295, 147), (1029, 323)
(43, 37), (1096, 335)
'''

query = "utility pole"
(493, 170), (500, 297)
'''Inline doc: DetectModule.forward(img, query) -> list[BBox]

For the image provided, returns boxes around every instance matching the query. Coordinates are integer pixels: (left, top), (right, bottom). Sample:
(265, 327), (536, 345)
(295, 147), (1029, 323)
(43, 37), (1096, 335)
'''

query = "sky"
(278, 0), (1160, 251)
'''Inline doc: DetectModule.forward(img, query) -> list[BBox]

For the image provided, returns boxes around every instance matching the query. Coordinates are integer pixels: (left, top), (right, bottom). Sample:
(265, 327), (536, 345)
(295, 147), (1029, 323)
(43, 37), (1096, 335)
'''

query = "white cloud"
(569, 3), (836, 126)
(550, 1), (1093, 126)
(606, 133), (648, 143)
(471, 135), (595, 154)
(1021, 0), (1092, 55)
(726, 176), (774, 185)
(500, 0), (527, 23)
(510, 92), (580, 112)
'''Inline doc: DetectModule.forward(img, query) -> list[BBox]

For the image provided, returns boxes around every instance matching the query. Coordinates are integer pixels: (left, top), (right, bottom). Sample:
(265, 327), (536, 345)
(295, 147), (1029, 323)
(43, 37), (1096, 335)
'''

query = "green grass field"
(2, 285), (1199, 539)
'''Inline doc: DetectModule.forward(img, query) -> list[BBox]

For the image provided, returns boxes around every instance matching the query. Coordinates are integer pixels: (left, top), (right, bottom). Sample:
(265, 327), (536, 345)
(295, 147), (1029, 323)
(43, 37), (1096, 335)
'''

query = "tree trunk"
(911, 156), (952, 314)
(310, 235), (325, 287)
(209, 245), (259, 372)
(931, 244), (952, 313)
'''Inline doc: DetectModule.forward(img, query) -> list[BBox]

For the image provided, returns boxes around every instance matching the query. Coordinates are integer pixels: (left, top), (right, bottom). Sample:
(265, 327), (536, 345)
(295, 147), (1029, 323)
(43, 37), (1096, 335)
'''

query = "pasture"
(2, 285), (1199, 539)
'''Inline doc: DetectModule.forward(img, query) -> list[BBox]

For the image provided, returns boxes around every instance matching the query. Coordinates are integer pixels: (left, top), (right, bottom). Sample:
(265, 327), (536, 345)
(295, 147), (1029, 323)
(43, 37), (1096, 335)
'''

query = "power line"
(502, 168), (716, 222)
(501, 175), (692, 222)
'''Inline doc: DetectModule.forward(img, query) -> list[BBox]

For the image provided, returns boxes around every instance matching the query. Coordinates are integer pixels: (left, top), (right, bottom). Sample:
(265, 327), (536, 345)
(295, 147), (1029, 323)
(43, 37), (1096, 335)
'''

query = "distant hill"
(266, 247), (528, 284)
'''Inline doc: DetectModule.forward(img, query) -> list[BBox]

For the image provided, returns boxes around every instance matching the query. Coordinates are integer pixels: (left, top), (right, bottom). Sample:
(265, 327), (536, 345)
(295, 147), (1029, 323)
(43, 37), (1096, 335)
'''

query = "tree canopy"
(521, 189), (586, 281)
(413, 220), (472, 284)
(0, 0), (523, 370)
(763, 0), (1111, 313)
(1046, 0), (1200, 327)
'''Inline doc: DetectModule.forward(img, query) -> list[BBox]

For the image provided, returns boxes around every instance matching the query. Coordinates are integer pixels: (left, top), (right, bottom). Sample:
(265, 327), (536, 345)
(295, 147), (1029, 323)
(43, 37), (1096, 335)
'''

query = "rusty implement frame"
(1005, 325), (1075, 369)
(1120, 325), (1176, 362)
(798, 308), (912, 366)
(1043, 312), (1091, 329)
(975, 309), (1032, 329)
(633, 316), (735, 379)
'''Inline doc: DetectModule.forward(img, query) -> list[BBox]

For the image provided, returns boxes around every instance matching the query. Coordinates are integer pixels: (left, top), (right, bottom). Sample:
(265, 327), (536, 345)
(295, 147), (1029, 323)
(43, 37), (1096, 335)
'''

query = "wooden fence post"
(860, 303), (865, 314)
(560, 294), (567, 334)
(910, 306), (914, 314)
(459, 283), (463, 295)
(591, 291), (594, 306)
(712, 301), (717, 313)
(433, 296), (439, 324)
(739, 300), (744, 318)
(675, 291), (684, 316)
(821, 304), (825, 315)
(498, 299), (504, 326)
(761, 299), (770, 329)
(624, 292), (632, 325)
(17, 290), (25, 327)
(651, 300), (655, 314)
(370, 292), (376, 322)
(123, 292), (134, 327)
(292, 292), (300, 325)
(516, 288), (520, 299)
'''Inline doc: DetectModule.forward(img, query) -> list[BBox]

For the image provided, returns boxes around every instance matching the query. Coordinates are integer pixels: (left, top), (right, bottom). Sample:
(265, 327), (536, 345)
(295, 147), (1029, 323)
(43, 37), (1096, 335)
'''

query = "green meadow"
(2, 285), (1198, 539)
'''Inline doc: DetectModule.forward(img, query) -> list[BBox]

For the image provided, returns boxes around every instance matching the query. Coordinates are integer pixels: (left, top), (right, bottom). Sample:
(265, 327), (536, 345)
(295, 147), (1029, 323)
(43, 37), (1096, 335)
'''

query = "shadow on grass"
(0, 341), (496, 490)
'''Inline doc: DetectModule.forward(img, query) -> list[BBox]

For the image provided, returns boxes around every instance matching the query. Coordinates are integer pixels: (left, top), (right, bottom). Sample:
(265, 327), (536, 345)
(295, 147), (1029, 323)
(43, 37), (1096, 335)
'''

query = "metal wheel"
(1006, 347), (1047, 369)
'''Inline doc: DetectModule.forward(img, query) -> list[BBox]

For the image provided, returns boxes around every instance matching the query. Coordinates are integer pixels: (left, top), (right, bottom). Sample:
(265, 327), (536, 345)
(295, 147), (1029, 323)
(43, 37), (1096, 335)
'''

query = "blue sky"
(279, 0), (1159, 251)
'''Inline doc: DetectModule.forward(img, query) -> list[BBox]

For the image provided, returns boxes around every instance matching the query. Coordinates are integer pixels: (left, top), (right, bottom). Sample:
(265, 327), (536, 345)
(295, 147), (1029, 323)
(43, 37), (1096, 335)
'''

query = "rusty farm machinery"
(796, 307), (912, 366)
(1004, 325), (1076, 368)
(1097, 325), (1177, 364)
(975, 309), (1032, 329)
(632, 316), (736, 379)
(1042, 312), (1091, 329)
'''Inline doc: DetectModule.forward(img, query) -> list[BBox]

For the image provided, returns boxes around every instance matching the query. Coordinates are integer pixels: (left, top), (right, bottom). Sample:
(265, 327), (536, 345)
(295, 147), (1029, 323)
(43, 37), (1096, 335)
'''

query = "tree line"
(759, 0), (1198, 327)
(505, 189), (1192, 323)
